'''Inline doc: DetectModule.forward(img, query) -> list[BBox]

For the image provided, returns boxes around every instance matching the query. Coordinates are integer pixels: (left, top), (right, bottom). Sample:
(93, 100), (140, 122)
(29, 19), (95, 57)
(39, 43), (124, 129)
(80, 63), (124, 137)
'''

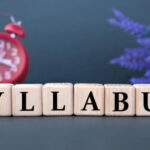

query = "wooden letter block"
(74, 84), (104, 116)
(105, 84), (135, 116)
(134, 84), (150, 116)
(12, 84), (42, 116)
(0, 84), (12, 116)
(43, 83), (73, 116)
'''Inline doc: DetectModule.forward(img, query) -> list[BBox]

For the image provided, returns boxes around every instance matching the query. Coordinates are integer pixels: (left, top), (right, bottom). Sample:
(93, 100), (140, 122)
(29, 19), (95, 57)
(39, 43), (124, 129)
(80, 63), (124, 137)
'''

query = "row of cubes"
(0, 83), (149, 116)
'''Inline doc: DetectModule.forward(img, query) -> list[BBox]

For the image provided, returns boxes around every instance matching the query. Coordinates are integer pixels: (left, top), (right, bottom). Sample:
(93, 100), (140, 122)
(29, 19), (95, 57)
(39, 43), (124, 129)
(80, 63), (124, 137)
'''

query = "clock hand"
(1, 58), (12, 64)
(0, 59), (14, 67)
(0, 60), (11, 67)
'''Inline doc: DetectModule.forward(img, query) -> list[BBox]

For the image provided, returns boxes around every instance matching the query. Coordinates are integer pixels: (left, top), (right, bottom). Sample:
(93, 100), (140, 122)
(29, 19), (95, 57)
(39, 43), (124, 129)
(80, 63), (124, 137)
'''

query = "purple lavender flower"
(113, 9), (125, 20)
(108, 9), (150, 83)
(110, 48), (150, 71)
(130, 77), (150, 84)
(137, 38), (150, 48)
(108, 9), (149, 38)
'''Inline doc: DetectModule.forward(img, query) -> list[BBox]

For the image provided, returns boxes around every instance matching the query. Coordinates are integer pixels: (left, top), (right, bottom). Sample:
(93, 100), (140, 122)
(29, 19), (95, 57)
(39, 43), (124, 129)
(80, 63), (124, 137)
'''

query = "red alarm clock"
(0, 13), (29, 83)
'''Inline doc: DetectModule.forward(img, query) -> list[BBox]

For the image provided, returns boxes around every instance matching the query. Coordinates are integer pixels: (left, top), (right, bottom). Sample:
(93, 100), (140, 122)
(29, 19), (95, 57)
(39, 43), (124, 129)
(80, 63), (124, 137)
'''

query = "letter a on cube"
(74, 84), (104, 116)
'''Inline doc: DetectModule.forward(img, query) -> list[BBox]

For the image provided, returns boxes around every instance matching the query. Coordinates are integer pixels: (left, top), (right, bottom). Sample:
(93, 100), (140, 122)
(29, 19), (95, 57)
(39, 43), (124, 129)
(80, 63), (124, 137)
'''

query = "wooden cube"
(105, 84), (135, 116)
(43, 83), (73, 116)
(134, 84), (150, 116)
(12, 84), (42, 116)
(0, 84), (12, 116)
(74, 84), (104, 116)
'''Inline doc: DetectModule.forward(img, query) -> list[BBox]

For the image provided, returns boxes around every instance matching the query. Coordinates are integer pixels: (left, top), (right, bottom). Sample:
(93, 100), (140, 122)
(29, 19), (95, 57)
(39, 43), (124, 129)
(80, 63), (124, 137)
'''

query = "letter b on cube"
(105, 84), (135, 116)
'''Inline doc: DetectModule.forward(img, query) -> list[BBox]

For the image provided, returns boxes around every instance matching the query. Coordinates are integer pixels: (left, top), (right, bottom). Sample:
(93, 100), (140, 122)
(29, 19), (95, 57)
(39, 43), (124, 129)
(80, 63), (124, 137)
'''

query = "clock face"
(0, 38), (21, 82)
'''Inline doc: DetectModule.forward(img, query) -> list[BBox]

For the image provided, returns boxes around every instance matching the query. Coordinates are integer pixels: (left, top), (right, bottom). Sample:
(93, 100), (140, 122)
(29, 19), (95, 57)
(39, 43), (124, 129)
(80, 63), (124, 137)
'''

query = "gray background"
(0, 0), (149, 83)
(0, 117), (150, 150)
(0, 0), (150, 150)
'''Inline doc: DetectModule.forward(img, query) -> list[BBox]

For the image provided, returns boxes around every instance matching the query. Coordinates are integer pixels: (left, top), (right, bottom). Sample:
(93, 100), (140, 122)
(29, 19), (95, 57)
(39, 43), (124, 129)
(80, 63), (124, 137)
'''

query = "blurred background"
(0, 0), (149, 83)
